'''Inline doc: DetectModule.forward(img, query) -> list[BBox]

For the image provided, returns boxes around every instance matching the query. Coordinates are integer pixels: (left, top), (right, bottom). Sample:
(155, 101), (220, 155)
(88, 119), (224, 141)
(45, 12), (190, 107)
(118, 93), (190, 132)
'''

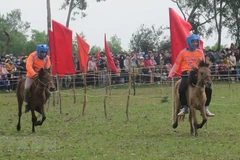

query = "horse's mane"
(198, 60), (210, 68)
(188, 60), (211, 86)
(188, 68), (198, 86)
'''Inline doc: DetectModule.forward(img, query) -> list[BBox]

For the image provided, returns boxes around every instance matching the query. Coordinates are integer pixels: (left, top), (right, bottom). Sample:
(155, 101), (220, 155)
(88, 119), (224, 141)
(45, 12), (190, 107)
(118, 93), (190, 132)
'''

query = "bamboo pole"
(160, 61), (163, 93)
(109, 71), (112, 97)
(93, 70), (96, 89)
(171, 78), (175, 122)
(82, 72), (87, 116)
(126, 59), (132, 120)
(73, 75), (76, 103)
(56, 75), (62, 113)
(133, 67), (136, 95)
(103, 68), (108, 119)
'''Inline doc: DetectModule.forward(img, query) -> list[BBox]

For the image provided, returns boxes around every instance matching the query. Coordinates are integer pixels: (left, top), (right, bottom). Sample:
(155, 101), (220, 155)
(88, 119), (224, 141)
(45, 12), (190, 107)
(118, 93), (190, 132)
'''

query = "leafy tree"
(223, 0), (240, 47)
(171, 0), (215, 38)
(0, 9), (30, 55)
(60, 0), (106, 27)
(24, 30), (48, 54)
(5, 9), (30, 34)
(8, 32), (27, 55)
(130, 24), (164, 53)
(107, 34), (122, 54)
(0, 15), (8, 54)
(212, 0), (229, 50)
(204, 42), (227, 51)
(89, 45), (101, 55)
(171, 0), (236, 50)
(158, 36), (171, 51)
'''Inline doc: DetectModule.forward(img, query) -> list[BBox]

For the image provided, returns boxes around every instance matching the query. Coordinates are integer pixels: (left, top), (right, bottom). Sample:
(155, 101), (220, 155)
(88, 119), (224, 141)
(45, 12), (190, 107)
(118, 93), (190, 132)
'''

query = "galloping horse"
(16, 68), (55, 132)
(172, 60), (212, 136)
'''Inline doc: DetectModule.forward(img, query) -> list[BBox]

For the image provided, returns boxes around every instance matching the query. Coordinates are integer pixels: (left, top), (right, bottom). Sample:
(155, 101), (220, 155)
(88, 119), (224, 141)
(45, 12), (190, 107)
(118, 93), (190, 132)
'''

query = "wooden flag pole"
(126, 59), (132, 121)
(73, 75), (76, 103)
(103, 67), (109, 119)
(56, 75), (62, 114)
(82, 71), (87, 116)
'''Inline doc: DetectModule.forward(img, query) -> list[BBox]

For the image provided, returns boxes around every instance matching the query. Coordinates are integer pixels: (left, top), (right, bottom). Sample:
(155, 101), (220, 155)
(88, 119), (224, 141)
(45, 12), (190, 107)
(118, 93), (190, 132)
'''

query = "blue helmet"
(37, 44), (49, 59)
(186, 34), (200, 50)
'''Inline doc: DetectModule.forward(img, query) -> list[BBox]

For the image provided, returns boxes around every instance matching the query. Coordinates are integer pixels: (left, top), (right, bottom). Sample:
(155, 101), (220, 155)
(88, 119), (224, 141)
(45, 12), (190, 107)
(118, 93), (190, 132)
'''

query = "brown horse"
(16, 68), (55, 132)
(172, 60), (212, 136)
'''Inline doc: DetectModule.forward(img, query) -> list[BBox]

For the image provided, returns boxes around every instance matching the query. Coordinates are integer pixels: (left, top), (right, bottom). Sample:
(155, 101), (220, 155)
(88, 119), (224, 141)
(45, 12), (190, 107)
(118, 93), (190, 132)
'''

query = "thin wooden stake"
(82, 73), (87, 116)
(103, 69), (109, 119)
(56, 75), (62, 113)
(126, 59), (132, 120)
(73, 75), (76, 103)
(133, 67), (136, 95)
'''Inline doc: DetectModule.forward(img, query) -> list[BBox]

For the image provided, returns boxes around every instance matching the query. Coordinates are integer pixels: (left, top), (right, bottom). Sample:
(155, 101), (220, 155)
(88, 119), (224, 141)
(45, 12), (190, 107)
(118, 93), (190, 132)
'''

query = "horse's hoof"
(17, 125), (21, 131)
(172, 123), (178, 129)
(37, 121), (42, 125)
(197, 124), (203, 129)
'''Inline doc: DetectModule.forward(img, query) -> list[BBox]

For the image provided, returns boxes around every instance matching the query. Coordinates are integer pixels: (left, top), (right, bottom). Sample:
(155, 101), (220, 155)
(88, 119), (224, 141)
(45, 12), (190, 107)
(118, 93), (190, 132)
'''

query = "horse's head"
(197, 60), (212, 85)
(188, 60), (212, 87)
(38, 68), (56, 91)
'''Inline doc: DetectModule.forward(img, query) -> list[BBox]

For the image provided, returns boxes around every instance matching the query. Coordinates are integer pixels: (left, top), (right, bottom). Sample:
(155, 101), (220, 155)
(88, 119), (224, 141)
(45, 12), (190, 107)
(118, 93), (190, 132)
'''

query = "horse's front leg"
(197, 106), (208, 129)
(36, 105), (46, 126)
(31, 110), (37, 132)
(189, 108), (198, 136)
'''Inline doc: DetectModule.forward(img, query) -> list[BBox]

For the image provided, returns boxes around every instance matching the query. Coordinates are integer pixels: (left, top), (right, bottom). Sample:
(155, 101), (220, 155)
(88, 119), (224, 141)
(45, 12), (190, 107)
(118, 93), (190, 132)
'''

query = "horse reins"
(32, 78), (53, 89)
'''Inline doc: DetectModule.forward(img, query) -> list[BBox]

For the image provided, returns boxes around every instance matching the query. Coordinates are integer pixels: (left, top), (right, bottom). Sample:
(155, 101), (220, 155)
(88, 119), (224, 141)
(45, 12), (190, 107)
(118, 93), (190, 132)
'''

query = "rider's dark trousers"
(178, 71), (212, 107)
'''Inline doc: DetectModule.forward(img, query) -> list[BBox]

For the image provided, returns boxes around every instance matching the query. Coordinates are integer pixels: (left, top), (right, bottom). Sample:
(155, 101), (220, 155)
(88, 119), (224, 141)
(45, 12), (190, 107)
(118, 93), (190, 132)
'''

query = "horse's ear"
(39, 68), (44, 79)
(205, 59), (211, 68)
(46, 68), (51, 73)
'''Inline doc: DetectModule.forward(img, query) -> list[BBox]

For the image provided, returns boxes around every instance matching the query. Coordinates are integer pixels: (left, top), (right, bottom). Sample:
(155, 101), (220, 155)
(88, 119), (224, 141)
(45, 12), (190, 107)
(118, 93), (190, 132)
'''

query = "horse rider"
(24, 44), (51, 113)
(168, 34), (215, 117)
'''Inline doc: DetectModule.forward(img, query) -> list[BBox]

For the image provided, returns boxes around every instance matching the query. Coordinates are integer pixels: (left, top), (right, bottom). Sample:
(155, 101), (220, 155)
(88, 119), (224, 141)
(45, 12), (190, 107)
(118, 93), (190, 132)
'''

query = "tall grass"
(0, 82), (240, 159)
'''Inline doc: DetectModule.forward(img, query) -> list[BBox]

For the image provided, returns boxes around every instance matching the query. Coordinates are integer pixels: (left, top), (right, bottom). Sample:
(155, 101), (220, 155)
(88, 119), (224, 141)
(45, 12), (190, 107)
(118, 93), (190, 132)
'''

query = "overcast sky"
(0, 0), (232, 51)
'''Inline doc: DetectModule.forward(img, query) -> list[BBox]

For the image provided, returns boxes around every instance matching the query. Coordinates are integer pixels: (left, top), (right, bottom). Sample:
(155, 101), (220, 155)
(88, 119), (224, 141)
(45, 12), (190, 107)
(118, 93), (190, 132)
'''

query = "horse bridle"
(38, 79), (53, 87)
(32, 78), (53, 89)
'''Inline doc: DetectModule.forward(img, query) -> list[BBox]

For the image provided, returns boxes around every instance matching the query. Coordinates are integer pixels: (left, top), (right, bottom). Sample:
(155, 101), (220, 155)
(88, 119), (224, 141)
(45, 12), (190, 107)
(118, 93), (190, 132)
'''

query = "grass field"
(0, 81), (240, 160)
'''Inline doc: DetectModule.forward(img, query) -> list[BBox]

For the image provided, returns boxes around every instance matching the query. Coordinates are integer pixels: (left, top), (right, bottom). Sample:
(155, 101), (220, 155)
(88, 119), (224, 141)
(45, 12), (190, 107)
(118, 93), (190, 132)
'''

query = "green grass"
(0, 82), (240, 160)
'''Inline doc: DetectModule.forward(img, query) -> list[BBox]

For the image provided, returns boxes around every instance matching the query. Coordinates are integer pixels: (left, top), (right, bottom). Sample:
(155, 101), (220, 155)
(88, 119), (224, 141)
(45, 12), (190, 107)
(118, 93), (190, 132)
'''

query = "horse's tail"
(16, 78), (25, 99)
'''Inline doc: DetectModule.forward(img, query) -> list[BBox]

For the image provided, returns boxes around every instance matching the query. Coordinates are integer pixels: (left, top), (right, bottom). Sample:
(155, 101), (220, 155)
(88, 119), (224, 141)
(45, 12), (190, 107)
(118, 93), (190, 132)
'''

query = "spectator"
(143, 54), (152, 83)
(229, 51), (237, 82)
(5, 59), (15, 92)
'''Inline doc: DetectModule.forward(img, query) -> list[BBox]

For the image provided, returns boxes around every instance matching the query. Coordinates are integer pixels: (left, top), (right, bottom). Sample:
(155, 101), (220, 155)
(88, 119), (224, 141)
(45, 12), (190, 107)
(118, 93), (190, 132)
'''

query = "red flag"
(48, 29), (57, 76)
(76, 33), (90, 73)
(199, 40), (204, 51)
(52, 20), (75, 76)
(169, 8), (192, 65)
(104, 34), (118, 73)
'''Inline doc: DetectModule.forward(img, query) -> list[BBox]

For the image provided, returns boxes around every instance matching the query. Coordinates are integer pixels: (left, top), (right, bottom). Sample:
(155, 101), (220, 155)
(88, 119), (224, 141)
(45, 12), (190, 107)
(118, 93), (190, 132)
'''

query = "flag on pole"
(76, 33), (90, 73)
(52, 20), (75, 75)
(104, 34), (118, 73)
(169, 8), (192, 66)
